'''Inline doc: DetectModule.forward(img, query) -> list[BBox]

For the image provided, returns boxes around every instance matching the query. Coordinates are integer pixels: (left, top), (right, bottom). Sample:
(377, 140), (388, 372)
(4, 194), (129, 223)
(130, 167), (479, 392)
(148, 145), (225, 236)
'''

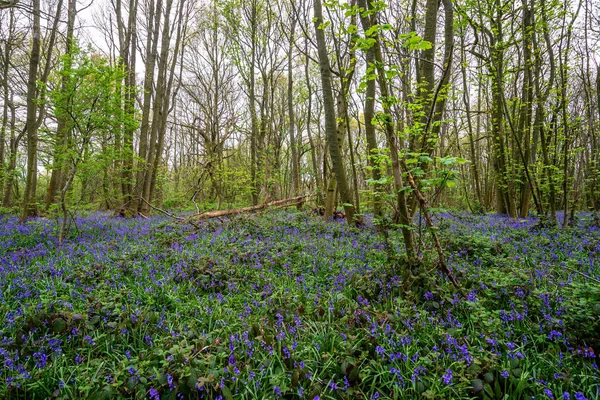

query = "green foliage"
(51, 46), (131, 142)
(399, 32), (433, 51)
(0, 212), (599, 398)
(43, 43), (136, 212)
(0, 206), (20, 215)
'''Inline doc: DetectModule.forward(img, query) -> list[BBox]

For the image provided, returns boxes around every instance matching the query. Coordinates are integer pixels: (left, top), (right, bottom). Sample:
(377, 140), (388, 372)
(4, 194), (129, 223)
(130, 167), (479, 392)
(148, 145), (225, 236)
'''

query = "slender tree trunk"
(313, 0), (354, 224)
(21, 0), (42, 220)
(489, 4), (516, 217)
(361, 39), (382, 219)
(304, 51), (322, 204)
(594, 66), (600, 223)
(133, 0), (162, 212)
(0, 9), (12, 195)
(414, 0), (439, 153)
(558, 0), (581, 227)
(460, 36), (482, 207)
(141, 0), (177, 214)
(121, 0), (138, 207)
(288, 18), (300, 199)
(533, 0), (556, 223)
(357, 0), (415, 258)
(517, 0), (534, 217)
(46, 0), (77, 209)
(2, 96), (16, 207)
(248, 1), (259, 205)
(346, 111), (360, 214)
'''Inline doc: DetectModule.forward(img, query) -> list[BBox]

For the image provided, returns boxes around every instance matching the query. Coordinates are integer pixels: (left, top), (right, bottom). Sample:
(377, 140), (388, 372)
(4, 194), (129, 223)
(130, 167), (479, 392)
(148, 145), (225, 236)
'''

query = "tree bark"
(132, 0), (162, 212)
(517, 0), (534, 217)
(313, 0), (354, 224)
(141, 0), (176, 214)
(21, 0), (42, 220)
(357, 0), (415, 258)
(0, 8), (13, 196)
(287, 18), (300, 199)
(361, 35), (382, 219)
(1, 94), (16, 207)
(120, 0), (138, 206)
(46, 0), (77, 209)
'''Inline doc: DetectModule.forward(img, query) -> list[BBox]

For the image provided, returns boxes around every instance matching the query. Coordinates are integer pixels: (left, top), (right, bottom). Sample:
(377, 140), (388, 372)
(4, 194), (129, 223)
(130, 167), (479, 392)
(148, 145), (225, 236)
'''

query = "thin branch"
(557, 264), (600, 286)
(140, 197), (185, 221)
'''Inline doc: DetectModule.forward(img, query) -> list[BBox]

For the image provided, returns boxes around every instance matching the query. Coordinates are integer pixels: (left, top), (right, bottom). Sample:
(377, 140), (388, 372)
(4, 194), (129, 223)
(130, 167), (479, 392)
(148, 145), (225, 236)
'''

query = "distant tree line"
(0, 0), (598, 231)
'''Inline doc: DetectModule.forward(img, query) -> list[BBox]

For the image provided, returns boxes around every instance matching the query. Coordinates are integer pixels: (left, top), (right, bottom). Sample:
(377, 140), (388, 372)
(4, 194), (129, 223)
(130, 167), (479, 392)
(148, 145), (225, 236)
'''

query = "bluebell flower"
(33, 352), (48, 368)
(149, 387), (160, 400)
(442, 369), (453, 385)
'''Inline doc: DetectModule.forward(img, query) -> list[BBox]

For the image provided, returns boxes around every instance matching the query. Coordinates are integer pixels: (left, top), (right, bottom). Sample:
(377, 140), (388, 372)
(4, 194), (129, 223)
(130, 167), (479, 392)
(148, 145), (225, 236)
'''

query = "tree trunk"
(518, 0), (534, 217)
(21, 0), (42, 220)
(141, 0), (177, 213)
(460, 35), (482, 207)
(361, 37), (382, 219)
(489, 3), (516, 217)
(1, 95), (16, 207)
(133, 0), (162, 212)
(288, 18), (300, 199)
(594, 66), (600, 223)
(46, 0), (77, 209)
(0, 9), (12, 196)
(248, 0), (259, 205)
(303, 44), (322, 204)
(121, 0), (138, 206)
(357, 0), (415, 258)
(313, 0), (354, 224)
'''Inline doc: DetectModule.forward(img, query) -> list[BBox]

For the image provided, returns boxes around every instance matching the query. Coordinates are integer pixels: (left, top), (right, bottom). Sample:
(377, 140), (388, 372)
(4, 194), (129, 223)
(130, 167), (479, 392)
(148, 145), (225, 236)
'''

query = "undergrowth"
(0, 211), (598, 399)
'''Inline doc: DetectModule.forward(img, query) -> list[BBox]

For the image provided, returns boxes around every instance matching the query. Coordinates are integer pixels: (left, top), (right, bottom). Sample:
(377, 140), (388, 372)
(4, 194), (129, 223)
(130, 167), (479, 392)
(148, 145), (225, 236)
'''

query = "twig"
(557, 264), (600, 285)
(140, 197), (185, 222)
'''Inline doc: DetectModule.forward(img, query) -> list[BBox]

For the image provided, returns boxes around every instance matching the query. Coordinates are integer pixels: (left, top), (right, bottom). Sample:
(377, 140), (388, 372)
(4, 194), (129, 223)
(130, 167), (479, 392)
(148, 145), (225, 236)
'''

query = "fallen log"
(187, 195), (314, 221)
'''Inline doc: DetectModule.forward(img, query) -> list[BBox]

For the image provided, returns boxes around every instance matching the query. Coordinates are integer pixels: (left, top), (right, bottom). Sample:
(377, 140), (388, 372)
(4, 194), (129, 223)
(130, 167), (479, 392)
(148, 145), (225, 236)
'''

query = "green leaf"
(365, 25), (379, 37)
(221, 386), (234, 400)
(318, 21), (331, 30)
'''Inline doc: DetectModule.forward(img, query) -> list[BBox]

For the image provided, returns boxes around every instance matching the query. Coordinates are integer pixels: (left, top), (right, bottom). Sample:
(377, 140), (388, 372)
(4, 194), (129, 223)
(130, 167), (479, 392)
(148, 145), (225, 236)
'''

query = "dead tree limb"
(402, 162), (461, 292)
(187, 195), (314, 221)
(140, 197), (185, 221)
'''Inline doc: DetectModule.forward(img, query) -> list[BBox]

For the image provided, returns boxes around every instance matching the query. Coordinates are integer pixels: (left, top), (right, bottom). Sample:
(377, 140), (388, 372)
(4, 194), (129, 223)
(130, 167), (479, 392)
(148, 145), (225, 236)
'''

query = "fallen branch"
(140, 197), (185, 222)
(187, 195), (314, 221)
(140, 197), (202, 230)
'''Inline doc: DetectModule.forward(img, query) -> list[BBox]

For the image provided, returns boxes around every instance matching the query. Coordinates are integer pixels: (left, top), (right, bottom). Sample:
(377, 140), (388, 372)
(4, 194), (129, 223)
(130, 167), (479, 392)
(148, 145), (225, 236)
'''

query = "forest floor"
(0, 210), (598, 399)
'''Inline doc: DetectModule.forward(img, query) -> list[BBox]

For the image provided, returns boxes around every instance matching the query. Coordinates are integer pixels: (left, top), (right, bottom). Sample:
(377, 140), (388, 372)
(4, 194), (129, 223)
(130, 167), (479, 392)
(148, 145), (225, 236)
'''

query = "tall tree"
(313, 0), (354, 224)
(46, 0), (77, 209)
(287, 16), (300, 199)
(21, 0), (42, 219)
(356, 0), (415, 258)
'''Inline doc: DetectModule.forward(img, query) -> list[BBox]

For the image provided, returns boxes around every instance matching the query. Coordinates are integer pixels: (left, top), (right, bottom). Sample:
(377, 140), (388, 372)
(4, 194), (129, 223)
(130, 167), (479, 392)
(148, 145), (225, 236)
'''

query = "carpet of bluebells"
(0, 210), (599, 399)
